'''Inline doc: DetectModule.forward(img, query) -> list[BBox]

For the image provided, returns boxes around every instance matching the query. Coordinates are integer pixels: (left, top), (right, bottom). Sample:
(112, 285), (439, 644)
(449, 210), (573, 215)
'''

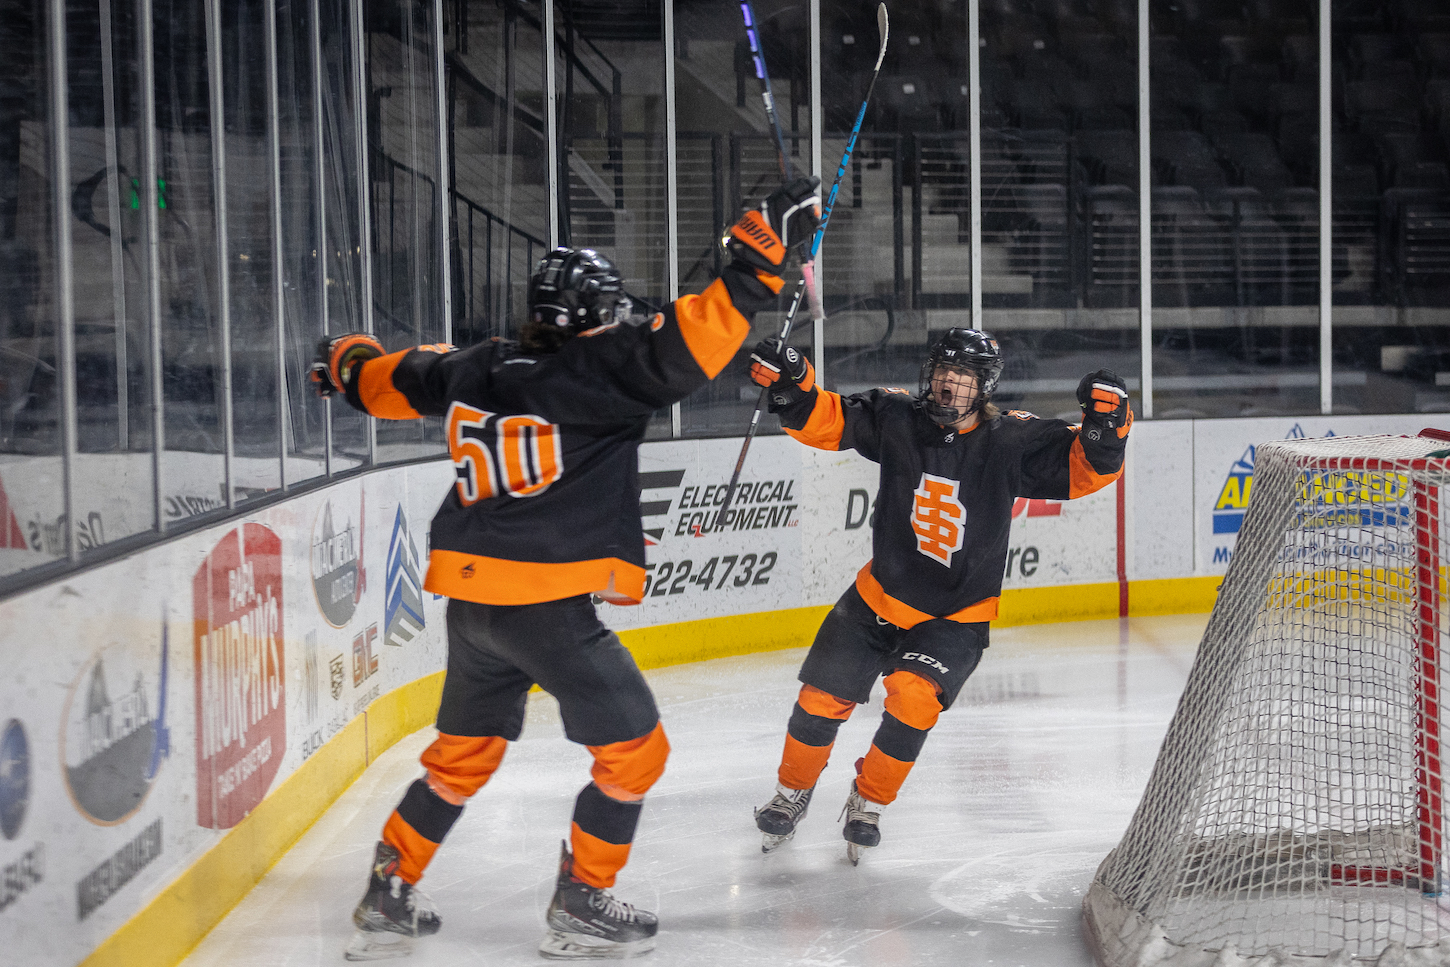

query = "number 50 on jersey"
(447, 402), (563, 503)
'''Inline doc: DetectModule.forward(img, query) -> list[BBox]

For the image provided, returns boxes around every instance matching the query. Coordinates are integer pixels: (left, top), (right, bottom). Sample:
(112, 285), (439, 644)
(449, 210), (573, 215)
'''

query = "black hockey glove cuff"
(719, 259), (784, 318)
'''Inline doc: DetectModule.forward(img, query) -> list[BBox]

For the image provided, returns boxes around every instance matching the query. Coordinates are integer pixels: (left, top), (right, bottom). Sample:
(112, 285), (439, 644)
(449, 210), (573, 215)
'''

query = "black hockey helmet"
(918, 328), (1003, 424)
(528, 247), (632, 333)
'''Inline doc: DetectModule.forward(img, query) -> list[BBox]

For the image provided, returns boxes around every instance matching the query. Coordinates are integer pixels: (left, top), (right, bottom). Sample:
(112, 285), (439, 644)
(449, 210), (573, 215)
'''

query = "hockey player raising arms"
(313, 177), (819, 960)
(746, 329), (1131, 863)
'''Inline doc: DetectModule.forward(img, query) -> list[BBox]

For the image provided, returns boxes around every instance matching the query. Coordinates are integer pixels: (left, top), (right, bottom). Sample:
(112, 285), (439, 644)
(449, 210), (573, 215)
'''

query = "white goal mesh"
(1084, 433), (1450, 967)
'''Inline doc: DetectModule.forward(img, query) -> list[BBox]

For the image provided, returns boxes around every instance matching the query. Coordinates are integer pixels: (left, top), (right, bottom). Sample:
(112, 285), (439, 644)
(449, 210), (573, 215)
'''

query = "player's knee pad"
(882, 670), (944, 732)
(787, 684), (856, 746)
(587, 721), (669, 801)
(894, 619), (986, 709)
(420, 733), (508, 803)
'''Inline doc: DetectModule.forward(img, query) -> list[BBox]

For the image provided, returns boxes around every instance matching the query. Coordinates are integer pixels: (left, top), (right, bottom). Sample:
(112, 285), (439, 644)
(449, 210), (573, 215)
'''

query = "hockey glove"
(749, 337), (815, 408)
(727, 176), (822, 274)
(311, 332), (384, 398)
(1077, 369), (1131, 435)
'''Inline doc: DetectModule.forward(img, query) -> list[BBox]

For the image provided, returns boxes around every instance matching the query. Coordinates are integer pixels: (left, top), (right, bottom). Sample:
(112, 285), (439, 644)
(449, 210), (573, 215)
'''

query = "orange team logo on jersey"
(911, 472), (966, 567)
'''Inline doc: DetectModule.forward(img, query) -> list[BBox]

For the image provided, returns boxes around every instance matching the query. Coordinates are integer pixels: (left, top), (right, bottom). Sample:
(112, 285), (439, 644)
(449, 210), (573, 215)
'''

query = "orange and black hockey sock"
(569, 722), (670, 889)
(383, 780), (464, 884)
(778, 685), (856, 791)
(569, 782), (643, 890)
(856, 671), (942, 805)
(381, 733), (509, 883)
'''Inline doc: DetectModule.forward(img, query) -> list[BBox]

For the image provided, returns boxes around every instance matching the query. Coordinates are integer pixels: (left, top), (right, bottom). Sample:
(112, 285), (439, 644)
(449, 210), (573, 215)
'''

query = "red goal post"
(1084, 430), (1450, 967)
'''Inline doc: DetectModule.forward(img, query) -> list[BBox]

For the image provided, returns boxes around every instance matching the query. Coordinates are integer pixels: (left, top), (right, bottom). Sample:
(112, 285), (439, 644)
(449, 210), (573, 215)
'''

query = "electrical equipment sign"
(193, 523), (286, 829)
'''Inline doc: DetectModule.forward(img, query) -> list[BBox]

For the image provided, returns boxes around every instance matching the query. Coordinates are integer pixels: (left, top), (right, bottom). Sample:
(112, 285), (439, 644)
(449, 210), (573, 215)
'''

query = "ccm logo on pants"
(900, 652), (949, 675)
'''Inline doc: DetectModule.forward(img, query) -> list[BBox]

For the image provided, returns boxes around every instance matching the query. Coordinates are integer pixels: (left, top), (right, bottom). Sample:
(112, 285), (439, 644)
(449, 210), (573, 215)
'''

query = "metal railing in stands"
(453, 191), (545, 342)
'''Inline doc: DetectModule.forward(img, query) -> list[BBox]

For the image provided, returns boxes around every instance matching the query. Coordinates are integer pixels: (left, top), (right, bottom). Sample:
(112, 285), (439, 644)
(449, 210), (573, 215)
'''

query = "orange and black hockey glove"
(311, 332), (383, 399)
(726, 176), (822, 275)
(749, 337), (815, 409)
(1077, 369), (1131, 438)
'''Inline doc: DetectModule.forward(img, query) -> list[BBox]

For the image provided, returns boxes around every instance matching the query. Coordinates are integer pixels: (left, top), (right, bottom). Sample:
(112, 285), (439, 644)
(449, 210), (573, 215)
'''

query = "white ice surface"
(181, 614), (1206, 967)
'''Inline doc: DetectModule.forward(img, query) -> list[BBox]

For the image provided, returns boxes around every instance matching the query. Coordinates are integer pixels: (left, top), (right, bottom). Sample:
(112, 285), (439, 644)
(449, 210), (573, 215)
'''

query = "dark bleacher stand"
(1077, 130), (1139, 188)
(1398, 0), (1450, 32)
(1153, 185), (1236, 307)
(1275, 112), (1318, 180)
(877, 76), (943, 134)
(1348, 33), (1414, 70)
(1344, 80), (1420, 136)
(1417, 35), (1450, 81)
(1083, 184), (1139, 308)
(1281, 35), (1317, 81)
(1216, 133), (1296, 191)
(1246, 0), (1313, 32)
(1333, 0), (1388, 32)
(1202, 109), (1253, 145)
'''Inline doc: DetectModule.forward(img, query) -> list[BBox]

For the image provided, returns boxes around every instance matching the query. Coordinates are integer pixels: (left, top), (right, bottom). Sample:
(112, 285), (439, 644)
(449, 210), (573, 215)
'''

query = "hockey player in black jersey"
(746, 327), (1131, 863)
(313, 177), (820, 960)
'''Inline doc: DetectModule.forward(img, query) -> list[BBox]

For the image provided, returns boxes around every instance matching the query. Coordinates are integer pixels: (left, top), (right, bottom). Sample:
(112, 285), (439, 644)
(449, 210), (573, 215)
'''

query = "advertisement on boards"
(1194, 415), (1435, 574)
(193, 523), (287, 829)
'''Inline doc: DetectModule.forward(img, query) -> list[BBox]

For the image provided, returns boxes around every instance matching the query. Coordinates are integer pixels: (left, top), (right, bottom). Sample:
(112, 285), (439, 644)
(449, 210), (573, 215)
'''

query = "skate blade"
(847, 842), (863, 866)
(761, 829), (796, 854)
(539, 928), (655, 960)
(345, 929), (415, 961)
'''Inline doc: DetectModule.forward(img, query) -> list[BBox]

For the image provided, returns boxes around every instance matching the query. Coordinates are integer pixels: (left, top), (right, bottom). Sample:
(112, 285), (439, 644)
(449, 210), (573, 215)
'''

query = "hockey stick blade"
(718, 6), (890, 524)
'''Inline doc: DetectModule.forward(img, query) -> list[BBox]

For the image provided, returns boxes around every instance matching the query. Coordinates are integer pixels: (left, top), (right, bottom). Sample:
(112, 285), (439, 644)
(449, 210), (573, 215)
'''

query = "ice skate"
(539, 841), (658, 960)
(754, 783), (814, 853)
(344, 841), (442, 961)
(840, 781), (885, 866)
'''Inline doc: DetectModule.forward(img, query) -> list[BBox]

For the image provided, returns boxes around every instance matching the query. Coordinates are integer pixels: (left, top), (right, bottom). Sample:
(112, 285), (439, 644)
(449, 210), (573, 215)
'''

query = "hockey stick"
(739, 0), (796, 180)
(716, 3), (890, 527)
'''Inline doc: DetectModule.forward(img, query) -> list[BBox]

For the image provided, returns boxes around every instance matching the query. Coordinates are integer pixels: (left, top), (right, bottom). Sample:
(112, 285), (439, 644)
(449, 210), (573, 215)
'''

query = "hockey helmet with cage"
(918, 328), (1004, 424)
(528, 247), (632, 333)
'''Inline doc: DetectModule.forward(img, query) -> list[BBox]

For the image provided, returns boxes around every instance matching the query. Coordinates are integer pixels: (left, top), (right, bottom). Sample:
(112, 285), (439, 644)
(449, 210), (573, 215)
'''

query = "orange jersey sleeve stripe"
(854, 561), (999, 630)
(785, 388), (847, 450)
(1067, 433), (1125, 498)
(798, 683), (855, 720)
(424, 551), (647, 606)
(356, 349), (423, 420)
(587, 722), (669, 801)
(569, 824), (633, 889)
(672, 277), (753, 379)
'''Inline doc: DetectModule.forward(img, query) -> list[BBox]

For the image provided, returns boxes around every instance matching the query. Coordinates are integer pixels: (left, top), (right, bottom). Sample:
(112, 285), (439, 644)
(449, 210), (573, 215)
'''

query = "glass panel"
(368, 0), (445, 463)
(69, 0), (159, 548)
(222, 0), (283, 500)
(278, 0), (326, 485)
(320, 0), (368, 473)
(675, 0), (814, 439)
(1331, 0), (1450, 415)
(1147, 0), (1319, 419)
(977, 0), (1143, 419)
(0, 0), (67, 580)
(447, 0), (549, 350)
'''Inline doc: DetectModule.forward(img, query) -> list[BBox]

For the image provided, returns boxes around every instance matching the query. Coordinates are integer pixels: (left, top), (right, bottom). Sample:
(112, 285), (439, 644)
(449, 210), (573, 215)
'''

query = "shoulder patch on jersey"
(417, 343), (455, 354)
(580, 321), (621, 337)
(650, 313), (664, 332)
(884, 387), (910, 395)
(1006, 409), (1037, 421)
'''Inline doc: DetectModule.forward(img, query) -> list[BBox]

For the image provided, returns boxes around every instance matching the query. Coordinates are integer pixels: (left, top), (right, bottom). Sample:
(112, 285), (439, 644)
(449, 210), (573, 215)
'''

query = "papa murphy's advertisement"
(192, 523), (287, 829)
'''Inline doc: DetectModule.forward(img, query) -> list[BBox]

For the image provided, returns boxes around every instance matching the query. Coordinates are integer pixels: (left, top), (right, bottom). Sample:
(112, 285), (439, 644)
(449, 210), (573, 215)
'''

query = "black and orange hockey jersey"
(773, 386), (1129, 628)
(345, 275), (768, 606)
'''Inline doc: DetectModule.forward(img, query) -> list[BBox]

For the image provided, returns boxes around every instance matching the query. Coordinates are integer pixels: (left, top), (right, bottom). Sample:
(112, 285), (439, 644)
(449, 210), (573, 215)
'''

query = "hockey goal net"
(1084, 432), (1450, 967)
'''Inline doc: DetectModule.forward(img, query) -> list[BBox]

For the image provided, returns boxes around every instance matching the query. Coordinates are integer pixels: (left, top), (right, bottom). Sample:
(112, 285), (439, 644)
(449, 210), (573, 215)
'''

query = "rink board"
(0, 417), (1443, 967)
